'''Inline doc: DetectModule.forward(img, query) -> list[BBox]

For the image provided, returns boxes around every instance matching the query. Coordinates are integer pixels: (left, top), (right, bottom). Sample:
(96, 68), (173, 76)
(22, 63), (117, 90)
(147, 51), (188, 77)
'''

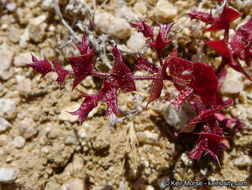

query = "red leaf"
(182, 98), (232, 132)
(100, 80), (122, 122)
(68, 91), (100, 125)
(147, 71), (164, 105)
(204, 5), (241, 33)
(74, 35), (92, 55)
(170, 87), (194, 111)
(215, 113), (244, 131)
(28, 54), (54, 78)
(147, 48), (177, 105)
(207, 40), (252, 81)
(130, 19), (154, 41)
(206, 40), (231, 58)
(52, 58), (70, 86)
(190, 62), (222, 106)
(190, 132), (225, 165)
(135, 54), (160, 74)
(68, 48), (95, 90)
(231, 17), (252, 66)
(149, 23), (174, 54)
(111, 45), (136, 93)
(188, 9), (215, 24)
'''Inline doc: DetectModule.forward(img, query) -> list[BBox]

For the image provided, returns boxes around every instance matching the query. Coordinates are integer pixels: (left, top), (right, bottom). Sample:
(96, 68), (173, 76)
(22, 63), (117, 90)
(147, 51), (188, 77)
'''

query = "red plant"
(28, 1), (250, 164)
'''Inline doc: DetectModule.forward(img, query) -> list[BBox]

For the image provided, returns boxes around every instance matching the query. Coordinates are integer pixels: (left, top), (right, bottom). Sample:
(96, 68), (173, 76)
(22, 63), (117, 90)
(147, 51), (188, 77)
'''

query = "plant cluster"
(28, 1), (251, 164)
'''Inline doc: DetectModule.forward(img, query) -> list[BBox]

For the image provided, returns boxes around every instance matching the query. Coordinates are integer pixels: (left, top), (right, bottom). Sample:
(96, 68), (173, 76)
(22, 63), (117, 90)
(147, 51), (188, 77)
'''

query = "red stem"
(133, 76), (157, 80)
(90, 71), (111, 78)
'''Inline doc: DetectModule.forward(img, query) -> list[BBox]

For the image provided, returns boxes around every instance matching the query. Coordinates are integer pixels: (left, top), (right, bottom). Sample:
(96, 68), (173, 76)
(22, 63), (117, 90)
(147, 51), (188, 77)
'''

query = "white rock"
(6, 3), (17, 11)
(19, 28), (30, 48)
(14, 52), (32, 67)
(162, 102), (196, 131)
(28, 23), (47, 43)
(0, 117), (11, 132)
(0, 168), (18, 183)
(12, 136), (25, 148)
(151, 0), (177, 23)
(8, 27), (20, 43)
(16, 75), (31, 95)
(42, 0), (55, 9)
(133, 1), (147, 15)
(59, 103), (80, 123)
(0, 98), (16, 120)
(137, 131), (159, 144)
(220, 69), (244, 95)
(145, 185), (155, 190)
(127, 32), (146, 51)
(0, 49), (13, 71)
(181, 153), (193, 166)
(0, 48), (14, 80)
(18, 117), (37, 139)
(0, 134), (8, 146)
(233, 155), (251, 167)
(61, 178), (85, 190)
(116, 6), (138, 21)
(95, 11), (131, 39)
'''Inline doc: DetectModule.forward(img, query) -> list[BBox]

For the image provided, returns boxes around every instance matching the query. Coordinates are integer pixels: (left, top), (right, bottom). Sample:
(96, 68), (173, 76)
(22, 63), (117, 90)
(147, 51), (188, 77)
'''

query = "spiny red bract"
(28, 1), (250, 165)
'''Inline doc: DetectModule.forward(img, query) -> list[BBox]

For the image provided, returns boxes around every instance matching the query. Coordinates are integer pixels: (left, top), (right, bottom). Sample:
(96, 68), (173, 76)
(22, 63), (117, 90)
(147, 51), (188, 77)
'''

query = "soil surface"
(0, 0), (251, 189)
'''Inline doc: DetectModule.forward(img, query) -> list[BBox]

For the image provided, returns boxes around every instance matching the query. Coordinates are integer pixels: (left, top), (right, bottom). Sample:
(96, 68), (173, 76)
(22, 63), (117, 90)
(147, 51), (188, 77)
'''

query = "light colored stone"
(6, 3), (16, 11)
(14, 52), (32, 67)
(0, 117), (11, 132)
(127, 32), (146, 51)
(12, 136), (25, 148)
(95, 11), (131, 39)
(0, 49), (13, 71)
(28, 23), (47, 43)
(0, 168), (18, 183)
(246, 106), (252, 120)
(0, 48), (14, 80)
(65, 131), (78, 145)
(116, 6), (138, 22)
(18, 117), (37, 139)
(133, 1), (147, 15)
(0, 98), (16, 120)
(16, 75), (32, 95)
(181, 153), (193, 166)
(61, 178), (85, 190)
(151, 0), (177, 23)
(59, 102), (80, 123)
(233, 155), (251, 167)
(220, 69), (244, 95)
(162, 102), (196, 131)
(0, 134), (8, 146)
(42, 0), (55, 10)
(19, 28), (30, 48)
(137, 131), (159, 144)
(145, 185), (155, 190)
(8, 27), (20, 43)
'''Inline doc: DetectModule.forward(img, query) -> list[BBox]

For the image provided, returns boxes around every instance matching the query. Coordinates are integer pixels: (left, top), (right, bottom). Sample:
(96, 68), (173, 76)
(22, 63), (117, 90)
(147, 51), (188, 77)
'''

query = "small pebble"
(151, 0), (177, 23)
(221, 69), (244, 95)
(127, 32), (146, 51)
(0, 98), (16, 120)
(0, 168), (18, 183)
(233, 155), (251, 167)
(59, 103), (80, 123)
(0, 117), (11, 132)
(14, 52), (32, 67)
(18, 117), (37, 139)
(61, 178), (85, 190)
(95, 11), (131, 39)
(0, 48), (14, 80)
(12, 136), (25, 148)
